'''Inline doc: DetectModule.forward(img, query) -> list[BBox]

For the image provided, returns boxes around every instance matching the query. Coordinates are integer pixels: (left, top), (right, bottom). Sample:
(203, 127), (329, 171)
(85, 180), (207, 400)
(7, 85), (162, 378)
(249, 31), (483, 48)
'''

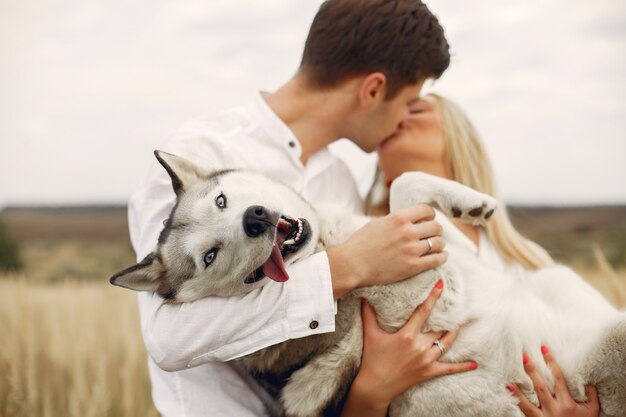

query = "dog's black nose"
(243, 205), (272, 237)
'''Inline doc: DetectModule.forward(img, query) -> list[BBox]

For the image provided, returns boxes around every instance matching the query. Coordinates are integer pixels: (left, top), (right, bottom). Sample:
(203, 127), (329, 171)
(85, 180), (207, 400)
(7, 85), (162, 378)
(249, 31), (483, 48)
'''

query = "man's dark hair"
(300, 0), (449, 99)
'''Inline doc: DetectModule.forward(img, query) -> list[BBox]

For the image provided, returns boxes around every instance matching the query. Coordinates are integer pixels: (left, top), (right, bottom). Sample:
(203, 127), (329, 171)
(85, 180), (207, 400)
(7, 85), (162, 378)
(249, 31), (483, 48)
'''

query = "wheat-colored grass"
(571, 246), (626, 309)
(0, 276), (158, 417)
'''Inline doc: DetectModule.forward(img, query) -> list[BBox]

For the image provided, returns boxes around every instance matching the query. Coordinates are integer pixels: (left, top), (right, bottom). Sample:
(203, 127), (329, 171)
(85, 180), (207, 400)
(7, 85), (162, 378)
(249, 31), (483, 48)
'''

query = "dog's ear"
(154, 150), (211, 196)
(109, 252), (164, 292)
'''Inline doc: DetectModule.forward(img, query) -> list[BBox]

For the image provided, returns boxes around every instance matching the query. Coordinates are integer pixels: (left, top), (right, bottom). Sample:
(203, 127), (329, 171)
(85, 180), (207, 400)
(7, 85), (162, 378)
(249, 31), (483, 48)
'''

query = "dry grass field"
(0, 277), (158, 417)
(0, 205), (625, 417)
(0, 208), (156, 417)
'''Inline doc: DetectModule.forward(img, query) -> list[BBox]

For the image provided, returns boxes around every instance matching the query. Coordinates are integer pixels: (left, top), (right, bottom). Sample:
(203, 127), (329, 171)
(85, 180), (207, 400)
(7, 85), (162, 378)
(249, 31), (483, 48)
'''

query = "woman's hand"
(341, 280), (478, 417)
(508, 347), (600, 417)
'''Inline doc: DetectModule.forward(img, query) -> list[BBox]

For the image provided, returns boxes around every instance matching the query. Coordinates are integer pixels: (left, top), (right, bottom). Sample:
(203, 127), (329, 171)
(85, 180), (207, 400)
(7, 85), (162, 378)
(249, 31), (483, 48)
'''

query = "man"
(128, 0), (464, 415)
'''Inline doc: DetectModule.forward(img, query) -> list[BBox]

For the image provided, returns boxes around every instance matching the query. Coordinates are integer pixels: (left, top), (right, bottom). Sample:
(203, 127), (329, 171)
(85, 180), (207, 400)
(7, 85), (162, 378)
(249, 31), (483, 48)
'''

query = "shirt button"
(309, 320), (319, 330)
(288, 141), (296, 148)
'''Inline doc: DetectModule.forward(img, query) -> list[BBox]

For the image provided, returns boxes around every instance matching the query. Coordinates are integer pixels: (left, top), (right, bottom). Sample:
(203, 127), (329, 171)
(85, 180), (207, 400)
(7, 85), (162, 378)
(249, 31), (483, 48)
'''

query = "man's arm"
(138, 252), (336, 370)
(131, 147), (340, 371)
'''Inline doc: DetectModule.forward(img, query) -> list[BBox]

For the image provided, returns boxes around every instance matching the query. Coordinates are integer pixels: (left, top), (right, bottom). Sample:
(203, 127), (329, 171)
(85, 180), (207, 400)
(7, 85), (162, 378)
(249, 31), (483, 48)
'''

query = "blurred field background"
(0, 205), (625, 417)
(0, 208), (157, 417)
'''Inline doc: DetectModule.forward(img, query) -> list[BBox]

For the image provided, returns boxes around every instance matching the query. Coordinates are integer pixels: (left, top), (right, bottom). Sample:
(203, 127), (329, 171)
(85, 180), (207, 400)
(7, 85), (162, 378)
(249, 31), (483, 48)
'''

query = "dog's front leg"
(281, 299), (363, 417)
(390, 171), (497, 227)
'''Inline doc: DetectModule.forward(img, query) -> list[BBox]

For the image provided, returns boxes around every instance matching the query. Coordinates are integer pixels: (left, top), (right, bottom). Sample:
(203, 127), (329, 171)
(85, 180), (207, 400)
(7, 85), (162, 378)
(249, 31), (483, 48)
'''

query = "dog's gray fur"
(111, 151), (626, 417)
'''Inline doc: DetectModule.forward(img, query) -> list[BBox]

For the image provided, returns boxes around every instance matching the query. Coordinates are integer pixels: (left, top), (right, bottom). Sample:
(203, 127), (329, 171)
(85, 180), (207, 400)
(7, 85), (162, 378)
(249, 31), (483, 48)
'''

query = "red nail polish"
(523, 354), (530, 365)
(506, 385), (517, 393)
(435, 280), (443, 289)
(541, 345), (549, 356)
(469, 362), (478, 370)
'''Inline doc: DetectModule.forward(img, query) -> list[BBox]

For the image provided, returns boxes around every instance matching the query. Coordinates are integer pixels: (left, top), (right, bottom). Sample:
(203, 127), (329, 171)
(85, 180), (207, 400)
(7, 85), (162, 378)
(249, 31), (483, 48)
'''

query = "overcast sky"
(1, 0), (625, 207)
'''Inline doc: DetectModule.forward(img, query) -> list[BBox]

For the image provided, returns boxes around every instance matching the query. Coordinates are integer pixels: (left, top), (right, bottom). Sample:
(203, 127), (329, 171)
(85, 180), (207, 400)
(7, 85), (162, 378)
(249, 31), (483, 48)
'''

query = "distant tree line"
(0, 220), (22, 272)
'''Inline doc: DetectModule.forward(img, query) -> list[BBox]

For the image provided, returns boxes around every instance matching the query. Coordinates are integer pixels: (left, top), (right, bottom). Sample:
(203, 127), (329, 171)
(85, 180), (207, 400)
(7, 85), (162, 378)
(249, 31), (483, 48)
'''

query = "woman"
(369, 93), (552, 269)
(342, 94), (599, 416)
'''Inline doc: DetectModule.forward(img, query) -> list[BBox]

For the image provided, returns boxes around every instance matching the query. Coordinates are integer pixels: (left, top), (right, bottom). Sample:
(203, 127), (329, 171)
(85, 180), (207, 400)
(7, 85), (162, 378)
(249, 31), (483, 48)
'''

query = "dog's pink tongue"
(262, 243), (289, 282)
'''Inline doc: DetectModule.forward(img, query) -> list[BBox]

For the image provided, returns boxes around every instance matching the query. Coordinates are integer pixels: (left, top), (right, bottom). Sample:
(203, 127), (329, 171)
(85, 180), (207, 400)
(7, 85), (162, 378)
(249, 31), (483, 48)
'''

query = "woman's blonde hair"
(365, 93), (553, 270)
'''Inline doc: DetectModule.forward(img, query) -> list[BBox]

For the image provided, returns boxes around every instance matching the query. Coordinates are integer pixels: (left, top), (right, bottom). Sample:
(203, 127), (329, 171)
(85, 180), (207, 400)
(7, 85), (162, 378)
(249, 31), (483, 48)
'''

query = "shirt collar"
(249, 91), (335, 173)
(250, 91), (303, 159)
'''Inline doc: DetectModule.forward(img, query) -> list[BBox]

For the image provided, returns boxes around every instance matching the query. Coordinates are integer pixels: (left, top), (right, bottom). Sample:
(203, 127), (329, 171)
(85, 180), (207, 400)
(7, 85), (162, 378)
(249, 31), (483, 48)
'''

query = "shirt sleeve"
(130, 134), (337, 372)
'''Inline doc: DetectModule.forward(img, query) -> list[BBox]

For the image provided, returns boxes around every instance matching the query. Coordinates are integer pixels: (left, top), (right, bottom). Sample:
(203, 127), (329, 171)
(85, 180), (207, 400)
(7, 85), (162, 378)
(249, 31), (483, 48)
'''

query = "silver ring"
(426, 238), (434, 254)
(433, 340), (446, 355)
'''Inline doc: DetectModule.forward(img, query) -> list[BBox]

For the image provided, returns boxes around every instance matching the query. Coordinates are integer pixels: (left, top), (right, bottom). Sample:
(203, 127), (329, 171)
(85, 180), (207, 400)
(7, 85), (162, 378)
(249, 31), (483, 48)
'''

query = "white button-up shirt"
(128, 92), (363, 417)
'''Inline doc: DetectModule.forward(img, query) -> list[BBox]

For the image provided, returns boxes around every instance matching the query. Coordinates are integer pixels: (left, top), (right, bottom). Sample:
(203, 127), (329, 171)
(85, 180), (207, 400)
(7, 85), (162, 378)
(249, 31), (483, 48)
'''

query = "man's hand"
(508, 347), (600, 417)
(328, 204), (446, 299)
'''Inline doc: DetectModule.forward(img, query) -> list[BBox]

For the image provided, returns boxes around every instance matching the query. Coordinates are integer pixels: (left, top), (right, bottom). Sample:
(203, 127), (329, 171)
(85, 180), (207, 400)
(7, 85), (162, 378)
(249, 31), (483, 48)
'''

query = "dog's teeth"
(283, 239), (295, 246)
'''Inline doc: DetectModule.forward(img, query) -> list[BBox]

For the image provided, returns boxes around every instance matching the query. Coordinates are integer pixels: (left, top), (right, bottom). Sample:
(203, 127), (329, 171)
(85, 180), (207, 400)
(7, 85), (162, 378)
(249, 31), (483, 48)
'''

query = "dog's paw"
(439, 188), (497, 226)
(388, 172), (498, 226)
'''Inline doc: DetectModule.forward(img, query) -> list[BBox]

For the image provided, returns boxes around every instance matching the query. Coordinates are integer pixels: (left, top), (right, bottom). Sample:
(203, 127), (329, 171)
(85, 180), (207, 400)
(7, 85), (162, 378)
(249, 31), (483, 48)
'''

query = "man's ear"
(154, 150), (212, 196)
(110, 253), (164, 292)
(358, 72), (387, 108)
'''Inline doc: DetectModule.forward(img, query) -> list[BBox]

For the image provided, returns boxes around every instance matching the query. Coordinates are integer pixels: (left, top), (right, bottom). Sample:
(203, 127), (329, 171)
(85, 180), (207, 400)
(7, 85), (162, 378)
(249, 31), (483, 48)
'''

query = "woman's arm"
(508, 347), (600, 417)
(341, 281), (478, 417)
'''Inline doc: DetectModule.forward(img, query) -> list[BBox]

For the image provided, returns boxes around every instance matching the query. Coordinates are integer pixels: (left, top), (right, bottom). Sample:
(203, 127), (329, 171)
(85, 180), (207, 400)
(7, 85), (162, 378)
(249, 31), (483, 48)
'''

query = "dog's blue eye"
(203, 248), (219, 267)
(215, 193), (226, 209)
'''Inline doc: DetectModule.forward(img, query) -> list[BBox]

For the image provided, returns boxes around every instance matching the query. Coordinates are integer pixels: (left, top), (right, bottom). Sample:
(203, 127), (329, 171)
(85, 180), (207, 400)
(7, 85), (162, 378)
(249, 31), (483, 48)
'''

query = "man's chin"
(377, 133), (398, 151)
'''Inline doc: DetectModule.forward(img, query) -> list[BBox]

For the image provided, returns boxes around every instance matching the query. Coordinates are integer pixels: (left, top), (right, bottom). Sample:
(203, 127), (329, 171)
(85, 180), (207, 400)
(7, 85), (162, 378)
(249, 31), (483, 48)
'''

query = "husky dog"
(111, 150), (626, 417)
